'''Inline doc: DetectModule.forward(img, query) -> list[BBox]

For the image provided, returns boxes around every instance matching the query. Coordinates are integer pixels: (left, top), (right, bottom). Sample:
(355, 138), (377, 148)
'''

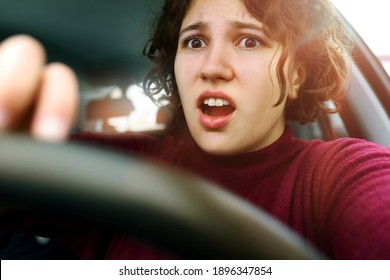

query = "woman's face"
(174, 0), (297, 155)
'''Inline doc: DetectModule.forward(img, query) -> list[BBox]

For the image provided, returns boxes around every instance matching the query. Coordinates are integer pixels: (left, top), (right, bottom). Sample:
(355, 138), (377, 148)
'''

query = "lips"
(197, 91), (236, 129)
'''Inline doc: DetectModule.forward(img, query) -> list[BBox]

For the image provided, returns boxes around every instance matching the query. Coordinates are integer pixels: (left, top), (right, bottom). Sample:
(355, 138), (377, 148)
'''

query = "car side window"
(332, 0), (390, 76)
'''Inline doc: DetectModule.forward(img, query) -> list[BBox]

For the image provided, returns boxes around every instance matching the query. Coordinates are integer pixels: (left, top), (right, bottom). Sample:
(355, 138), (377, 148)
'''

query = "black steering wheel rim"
(0, 134), (324, 259)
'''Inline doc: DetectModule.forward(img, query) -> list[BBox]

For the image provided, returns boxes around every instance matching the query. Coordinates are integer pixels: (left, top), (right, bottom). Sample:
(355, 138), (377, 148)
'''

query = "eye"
(238, 37), (261, 49)
(183, 37), (207, 49)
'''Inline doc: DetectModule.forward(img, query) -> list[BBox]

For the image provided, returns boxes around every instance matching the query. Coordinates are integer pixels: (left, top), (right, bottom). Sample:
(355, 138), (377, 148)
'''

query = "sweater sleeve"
(313, 139), (390, 259)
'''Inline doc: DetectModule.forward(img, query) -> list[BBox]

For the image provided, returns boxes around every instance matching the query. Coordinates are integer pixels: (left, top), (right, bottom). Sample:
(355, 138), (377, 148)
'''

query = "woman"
(0, 0), (389, 259)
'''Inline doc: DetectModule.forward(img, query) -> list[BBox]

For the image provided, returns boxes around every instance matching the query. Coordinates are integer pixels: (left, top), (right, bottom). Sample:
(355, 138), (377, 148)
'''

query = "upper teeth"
(203, 98), (230, 107)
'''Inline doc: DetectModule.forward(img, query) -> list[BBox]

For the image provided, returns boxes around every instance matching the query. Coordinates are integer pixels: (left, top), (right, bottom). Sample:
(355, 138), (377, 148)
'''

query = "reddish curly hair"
(143, 0), (352, 125)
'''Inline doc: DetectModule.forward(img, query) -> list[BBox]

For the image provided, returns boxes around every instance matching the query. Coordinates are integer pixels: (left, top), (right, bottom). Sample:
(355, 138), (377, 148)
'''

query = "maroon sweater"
(2, 128), (390, 259)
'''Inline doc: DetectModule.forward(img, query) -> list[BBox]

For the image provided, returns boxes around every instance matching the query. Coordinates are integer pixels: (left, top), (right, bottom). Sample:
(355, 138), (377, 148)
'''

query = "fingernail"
(0, 108), (10, 130)
(33, 116), (67, 141)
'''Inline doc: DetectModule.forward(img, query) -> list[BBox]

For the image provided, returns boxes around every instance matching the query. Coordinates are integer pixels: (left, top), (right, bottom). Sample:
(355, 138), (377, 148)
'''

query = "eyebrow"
(230, 21), (264, 33)
(179, 20), (264, 38)
(179, 21), (207, 37)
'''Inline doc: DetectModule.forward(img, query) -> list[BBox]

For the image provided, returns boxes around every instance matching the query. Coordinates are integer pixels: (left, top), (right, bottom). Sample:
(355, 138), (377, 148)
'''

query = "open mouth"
(200, 98), (236, 117)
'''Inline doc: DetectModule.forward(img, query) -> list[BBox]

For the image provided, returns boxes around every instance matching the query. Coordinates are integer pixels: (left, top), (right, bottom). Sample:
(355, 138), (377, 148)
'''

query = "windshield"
(332, 0), (390, 76)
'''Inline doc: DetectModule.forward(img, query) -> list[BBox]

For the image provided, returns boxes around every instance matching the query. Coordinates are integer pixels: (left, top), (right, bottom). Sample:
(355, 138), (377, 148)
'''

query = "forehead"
(182, 0), (260, 27)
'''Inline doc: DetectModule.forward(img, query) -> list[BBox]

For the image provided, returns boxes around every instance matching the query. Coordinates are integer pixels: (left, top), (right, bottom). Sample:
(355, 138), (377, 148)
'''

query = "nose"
(199, 43), (234, 82)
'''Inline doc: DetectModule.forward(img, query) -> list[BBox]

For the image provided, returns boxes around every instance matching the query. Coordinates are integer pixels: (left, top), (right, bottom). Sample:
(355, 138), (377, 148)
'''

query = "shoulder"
(289, 136), (390, 193)
(324, 137), (388, 168)
(299, 136), (389, 167)
(321, 138), (390, 187)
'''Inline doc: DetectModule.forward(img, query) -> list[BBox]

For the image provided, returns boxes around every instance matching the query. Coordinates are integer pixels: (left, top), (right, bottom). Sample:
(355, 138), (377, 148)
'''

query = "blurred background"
(0, 0), (167, 134)
(0, 0), (163, 83)
(332, 0), (390, 75)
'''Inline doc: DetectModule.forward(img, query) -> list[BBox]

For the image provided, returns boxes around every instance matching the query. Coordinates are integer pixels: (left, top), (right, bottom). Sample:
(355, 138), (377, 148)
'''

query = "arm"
(318, 139), (390, 259)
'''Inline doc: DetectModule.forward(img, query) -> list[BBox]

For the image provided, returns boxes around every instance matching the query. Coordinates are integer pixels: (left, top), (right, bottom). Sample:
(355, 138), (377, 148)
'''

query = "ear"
(288, 64), (306, 100)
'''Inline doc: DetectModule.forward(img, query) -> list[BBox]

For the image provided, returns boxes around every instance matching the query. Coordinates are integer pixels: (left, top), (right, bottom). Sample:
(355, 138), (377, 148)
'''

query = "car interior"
(0, 0), (389, 259)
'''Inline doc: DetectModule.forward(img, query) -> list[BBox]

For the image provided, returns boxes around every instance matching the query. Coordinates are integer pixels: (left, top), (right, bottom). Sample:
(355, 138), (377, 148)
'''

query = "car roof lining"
(0, 0), (162, 82)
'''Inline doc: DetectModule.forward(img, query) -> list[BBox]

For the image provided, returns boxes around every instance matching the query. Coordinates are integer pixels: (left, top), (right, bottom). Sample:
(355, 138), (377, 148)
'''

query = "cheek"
(240, 65), (280, 104)
(174, 56), (193, 90)
(175, 55), (201, 103)
(174, 64), (190, 108)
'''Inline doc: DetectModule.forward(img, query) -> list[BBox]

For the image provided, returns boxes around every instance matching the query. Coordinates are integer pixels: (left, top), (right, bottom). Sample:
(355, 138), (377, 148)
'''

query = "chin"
(196, 140), (239, 156)
(190, 128), (242, 156)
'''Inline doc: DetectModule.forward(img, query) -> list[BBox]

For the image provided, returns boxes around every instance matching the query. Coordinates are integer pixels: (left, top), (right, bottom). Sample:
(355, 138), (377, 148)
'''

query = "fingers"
(31, 63), (79, 141)
(0, 35), (46, 129)
(0, 35), (79, 141)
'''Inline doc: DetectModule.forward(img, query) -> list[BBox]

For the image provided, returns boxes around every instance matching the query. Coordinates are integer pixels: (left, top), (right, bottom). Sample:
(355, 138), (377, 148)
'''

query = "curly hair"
(143, 0), (352, 125)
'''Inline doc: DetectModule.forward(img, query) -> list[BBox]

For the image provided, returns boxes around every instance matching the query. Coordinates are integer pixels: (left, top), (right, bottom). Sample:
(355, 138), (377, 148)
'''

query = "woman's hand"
(0, 35), (79, 141)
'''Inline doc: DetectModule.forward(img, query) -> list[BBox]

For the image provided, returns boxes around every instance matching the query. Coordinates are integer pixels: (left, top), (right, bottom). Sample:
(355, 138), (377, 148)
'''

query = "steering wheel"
(0, 134), (324, 259)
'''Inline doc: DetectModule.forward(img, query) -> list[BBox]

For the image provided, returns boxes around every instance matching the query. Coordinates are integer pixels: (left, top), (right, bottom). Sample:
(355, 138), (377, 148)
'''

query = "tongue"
(204, 105), (235, 117)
